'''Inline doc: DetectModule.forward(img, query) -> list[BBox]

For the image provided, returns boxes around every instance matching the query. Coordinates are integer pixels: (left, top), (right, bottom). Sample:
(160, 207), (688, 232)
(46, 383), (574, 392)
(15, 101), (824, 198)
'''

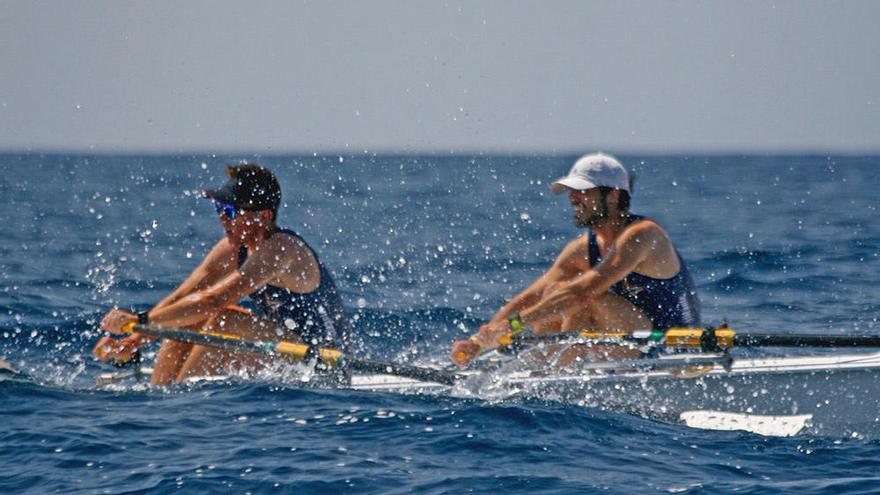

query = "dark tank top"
(587, 215), (701, 330)
(238, 228), (351, 351)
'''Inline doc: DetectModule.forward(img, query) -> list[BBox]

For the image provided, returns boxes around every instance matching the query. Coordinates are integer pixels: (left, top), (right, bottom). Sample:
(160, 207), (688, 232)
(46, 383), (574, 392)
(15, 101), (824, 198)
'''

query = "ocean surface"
(1, 153), (879, 494)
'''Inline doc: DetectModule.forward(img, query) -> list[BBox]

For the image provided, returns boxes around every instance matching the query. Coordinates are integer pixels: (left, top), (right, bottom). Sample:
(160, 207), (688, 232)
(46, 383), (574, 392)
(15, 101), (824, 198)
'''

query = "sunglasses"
(213, 201), (239, 220)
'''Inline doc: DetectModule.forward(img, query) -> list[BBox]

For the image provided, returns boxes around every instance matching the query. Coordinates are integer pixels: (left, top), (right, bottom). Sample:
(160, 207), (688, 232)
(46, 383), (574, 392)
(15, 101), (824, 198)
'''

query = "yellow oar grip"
(121, 321), (137, 334)
(451, 335), (483, 364)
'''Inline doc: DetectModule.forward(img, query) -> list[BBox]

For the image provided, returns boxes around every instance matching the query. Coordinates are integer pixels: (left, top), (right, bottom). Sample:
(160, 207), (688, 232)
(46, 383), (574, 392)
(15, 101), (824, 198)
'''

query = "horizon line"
(3, 146), (879, 158)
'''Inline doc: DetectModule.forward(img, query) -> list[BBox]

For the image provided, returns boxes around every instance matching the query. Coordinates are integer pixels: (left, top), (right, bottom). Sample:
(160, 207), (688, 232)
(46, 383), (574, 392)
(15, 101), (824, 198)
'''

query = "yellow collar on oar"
(276, 341), (344, 367)
(663, 328), (736, 349)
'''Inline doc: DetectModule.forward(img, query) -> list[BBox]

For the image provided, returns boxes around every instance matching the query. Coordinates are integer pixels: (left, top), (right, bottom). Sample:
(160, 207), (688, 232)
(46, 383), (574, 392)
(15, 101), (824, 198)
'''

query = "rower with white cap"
(451, 153), (701, 367)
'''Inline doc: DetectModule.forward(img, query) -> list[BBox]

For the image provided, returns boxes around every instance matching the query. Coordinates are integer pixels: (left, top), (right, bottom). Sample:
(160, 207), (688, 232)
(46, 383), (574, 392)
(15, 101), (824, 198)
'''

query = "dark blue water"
(1, 154), (879, 494)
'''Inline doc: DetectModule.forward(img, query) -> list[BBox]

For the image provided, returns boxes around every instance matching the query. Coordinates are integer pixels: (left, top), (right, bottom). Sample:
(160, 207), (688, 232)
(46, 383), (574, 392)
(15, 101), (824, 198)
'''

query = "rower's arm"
(520, 223), (661, 328)
(152, 238), (238, 311)
(486, 239), (585, 326)
(118, 239), (238, 346)
(143, 236), (305, 329)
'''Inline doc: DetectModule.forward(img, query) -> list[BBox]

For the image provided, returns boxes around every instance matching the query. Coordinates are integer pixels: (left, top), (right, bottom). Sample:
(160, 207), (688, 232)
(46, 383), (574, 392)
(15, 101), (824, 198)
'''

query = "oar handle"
(455, 315), (528, 366)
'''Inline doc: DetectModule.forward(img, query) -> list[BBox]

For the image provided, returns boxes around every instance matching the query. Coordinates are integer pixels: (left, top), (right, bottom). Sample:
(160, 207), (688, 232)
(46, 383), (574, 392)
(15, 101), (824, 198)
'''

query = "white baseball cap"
(551, 153), (630, 194)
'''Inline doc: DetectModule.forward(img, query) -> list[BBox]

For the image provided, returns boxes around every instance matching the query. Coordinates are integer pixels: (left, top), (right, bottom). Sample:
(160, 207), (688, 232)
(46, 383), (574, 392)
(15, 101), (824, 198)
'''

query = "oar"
(730, 333), (880, 348)
(123, 323), (460, 386)
(497, 327), (880, 352)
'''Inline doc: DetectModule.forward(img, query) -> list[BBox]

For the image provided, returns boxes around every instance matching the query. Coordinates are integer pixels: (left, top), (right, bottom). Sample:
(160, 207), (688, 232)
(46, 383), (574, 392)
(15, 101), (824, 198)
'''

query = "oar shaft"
(733, 334), (880, 348)
(132, 324), (347, 366)
(503, 327), (880, 351)
(128, 324), (459, 385)
(133, 325), (279, 356)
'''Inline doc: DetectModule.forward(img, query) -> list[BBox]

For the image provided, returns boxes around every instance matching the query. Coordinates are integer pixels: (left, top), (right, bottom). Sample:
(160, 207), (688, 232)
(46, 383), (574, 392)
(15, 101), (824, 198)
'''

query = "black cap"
(204, 164), (281, 211)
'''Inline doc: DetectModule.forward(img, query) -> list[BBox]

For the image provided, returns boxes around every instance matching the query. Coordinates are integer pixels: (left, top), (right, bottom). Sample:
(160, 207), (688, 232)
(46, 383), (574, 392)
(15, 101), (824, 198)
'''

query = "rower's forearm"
(146, 293), (221, 329)
(152, 278), (207, 312)
(491, 290), (543, 324)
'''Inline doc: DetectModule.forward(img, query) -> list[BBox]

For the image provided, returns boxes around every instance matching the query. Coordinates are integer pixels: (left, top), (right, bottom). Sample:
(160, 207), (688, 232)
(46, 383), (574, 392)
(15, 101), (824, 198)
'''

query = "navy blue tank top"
(238, 228), (351, 351)
(587, 215), (701, 330)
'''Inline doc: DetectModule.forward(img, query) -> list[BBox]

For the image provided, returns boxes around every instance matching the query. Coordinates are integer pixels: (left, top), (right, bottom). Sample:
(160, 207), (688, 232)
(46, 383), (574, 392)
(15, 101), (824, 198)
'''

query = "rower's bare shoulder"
(554, 235), (591, 271)
(209, 236), (235, 254)
(202, 237), (238, 269)
(618, 218), (680, 274)
(263, 233), (317, 268)
(560, 235), (590, 257)
(260, 233), (321, 288)
(620, 218), (671, 247)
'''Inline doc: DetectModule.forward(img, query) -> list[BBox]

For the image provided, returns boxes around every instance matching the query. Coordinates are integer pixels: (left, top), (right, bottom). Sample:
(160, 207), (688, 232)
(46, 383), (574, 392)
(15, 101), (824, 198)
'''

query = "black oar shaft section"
(733, 334), (880, 348)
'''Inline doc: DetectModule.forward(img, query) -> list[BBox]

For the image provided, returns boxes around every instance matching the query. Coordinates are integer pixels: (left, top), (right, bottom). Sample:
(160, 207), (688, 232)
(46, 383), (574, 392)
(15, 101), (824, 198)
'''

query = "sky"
(1, 1), (878, 154)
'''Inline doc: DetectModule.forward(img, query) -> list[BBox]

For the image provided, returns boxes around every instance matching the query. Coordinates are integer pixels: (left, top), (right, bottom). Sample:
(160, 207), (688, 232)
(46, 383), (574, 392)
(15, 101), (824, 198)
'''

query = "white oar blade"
(679, 410), (812, 437)
(0, 357), (16, 374)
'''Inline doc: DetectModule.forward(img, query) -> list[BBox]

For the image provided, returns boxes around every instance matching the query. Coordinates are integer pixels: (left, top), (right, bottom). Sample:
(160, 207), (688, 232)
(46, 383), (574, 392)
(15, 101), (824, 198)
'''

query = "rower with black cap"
(94, 163), (352, 385)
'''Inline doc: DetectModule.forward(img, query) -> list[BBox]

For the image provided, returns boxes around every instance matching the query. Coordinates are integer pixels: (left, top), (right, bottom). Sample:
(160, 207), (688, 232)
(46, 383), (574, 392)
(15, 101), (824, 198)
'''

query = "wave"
(708, 274), (777, 292)
(704, 247), (823, 271)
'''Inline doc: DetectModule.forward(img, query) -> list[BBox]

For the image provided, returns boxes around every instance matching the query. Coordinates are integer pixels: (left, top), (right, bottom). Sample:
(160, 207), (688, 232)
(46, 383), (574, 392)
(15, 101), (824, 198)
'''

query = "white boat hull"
(93, 351), (880, 436)
(350, 351), (880, 436)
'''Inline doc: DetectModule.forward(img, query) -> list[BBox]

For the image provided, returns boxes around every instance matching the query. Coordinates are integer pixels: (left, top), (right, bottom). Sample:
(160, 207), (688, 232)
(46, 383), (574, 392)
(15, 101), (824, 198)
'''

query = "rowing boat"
(348, 350), (880, 437)
(94, 348), (880, 436)
(97, 324), (880, 437)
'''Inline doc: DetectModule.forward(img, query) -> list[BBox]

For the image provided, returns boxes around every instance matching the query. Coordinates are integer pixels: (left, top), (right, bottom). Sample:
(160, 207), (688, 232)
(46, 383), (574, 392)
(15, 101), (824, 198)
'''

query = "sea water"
(1, 154), (878, 494)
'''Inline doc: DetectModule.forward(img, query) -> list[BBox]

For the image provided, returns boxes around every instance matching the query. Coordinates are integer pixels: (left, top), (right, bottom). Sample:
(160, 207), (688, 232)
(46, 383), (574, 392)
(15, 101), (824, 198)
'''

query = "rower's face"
(219, 210), (265, 246)
(568, 188), (608, 228)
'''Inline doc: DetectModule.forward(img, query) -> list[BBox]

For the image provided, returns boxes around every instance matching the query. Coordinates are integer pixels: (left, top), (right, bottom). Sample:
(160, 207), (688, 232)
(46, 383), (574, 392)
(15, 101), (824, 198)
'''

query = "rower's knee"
(175, 345), (229, 383)
(587, 292), (651, 331)
(557, 291), (651, 333)
(204, 309), (280, 340)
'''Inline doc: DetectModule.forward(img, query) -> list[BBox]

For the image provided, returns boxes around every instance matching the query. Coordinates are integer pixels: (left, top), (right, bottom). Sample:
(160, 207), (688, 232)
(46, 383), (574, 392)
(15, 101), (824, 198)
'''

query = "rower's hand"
(450, 339), (483, 368)
(451, 322), (509, 368)
(101, 309), (137, 335)
(92, 335), (138, 365)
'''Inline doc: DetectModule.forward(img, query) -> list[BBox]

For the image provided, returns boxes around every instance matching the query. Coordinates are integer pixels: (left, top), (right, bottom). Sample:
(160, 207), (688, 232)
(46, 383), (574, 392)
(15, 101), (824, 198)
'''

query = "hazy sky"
(2, 1), (878, 153)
